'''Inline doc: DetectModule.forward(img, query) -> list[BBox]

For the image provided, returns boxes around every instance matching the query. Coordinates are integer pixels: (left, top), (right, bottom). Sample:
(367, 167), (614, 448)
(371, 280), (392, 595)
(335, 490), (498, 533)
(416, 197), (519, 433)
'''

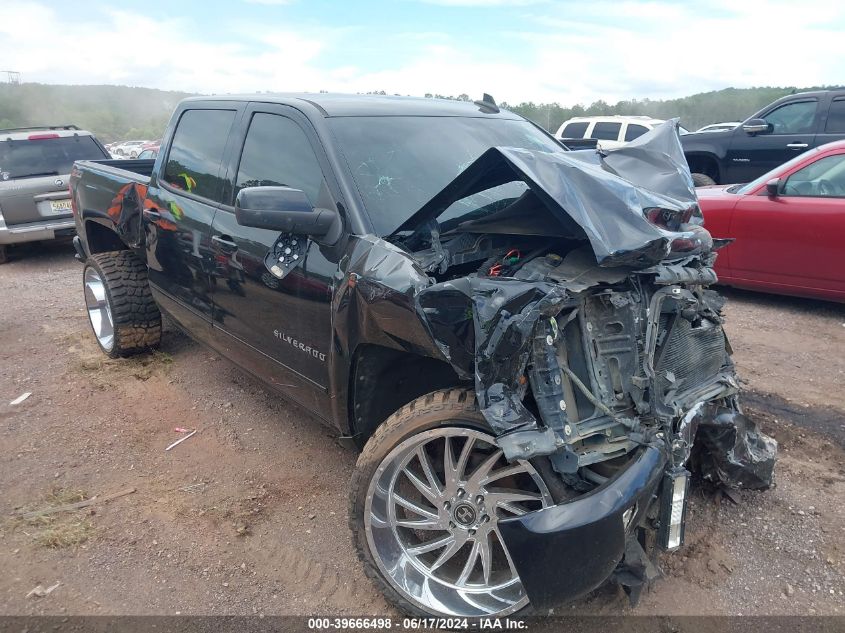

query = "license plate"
(49, 199), (73, 213)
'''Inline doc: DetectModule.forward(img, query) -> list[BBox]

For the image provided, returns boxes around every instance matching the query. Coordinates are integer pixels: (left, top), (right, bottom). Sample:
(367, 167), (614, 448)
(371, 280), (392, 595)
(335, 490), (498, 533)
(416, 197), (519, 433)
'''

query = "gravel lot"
(1, 241), (843, 616)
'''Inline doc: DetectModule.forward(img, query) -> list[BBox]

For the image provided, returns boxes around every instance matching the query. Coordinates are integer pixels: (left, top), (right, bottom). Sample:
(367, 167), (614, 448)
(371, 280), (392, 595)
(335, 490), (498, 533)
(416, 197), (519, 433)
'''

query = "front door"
(726, 99), (819, 183)
(144, 106), (239, 336)
(729, 151), (845, 293)
(209, 105), (339, 420)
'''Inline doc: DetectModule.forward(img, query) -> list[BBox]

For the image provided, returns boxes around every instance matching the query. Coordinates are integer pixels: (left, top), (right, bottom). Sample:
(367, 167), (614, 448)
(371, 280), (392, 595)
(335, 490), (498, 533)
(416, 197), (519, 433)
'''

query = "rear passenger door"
(144, 105), (241, 338)
(208, 104), (339, 420)
(815, 96), (845, 147)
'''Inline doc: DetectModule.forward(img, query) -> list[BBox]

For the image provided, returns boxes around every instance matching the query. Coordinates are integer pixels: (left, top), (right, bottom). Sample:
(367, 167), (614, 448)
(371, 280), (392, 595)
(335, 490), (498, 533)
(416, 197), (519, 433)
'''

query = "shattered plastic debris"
(26, 582), (60, 599)
(693, 408), (777, 490)
(165, 429), (197, 451)
(9, 392), (31, 406)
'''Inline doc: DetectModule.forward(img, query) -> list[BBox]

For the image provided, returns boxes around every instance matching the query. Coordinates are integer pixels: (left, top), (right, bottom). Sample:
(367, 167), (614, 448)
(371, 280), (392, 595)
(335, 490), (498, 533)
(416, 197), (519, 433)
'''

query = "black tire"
(691, 172), (717, 187)
(83, 251), (161, 358)
(349, 388), (567, 618)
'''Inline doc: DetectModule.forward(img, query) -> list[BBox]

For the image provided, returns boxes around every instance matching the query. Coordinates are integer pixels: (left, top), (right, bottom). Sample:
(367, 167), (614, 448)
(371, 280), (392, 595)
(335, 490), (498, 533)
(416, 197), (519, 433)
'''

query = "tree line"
(1, 82), (840, 143)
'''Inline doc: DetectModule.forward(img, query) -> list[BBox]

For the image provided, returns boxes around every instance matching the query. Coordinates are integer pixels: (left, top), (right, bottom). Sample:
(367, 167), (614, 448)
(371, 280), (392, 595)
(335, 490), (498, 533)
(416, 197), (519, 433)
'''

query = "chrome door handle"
(786, 143), (809, 149)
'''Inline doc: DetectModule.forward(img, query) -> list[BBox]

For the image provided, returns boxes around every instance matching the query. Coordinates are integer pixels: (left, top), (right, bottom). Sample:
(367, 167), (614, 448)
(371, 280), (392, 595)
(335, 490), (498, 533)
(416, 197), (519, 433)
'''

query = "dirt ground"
(1, 241), (843, 617)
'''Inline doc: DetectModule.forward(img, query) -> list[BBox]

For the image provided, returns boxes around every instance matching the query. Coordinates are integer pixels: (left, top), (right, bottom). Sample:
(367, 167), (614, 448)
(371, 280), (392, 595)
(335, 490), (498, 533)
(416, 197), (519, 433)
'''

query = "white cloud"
(418, 0), (547, 5)
(1, 0), (843, 105)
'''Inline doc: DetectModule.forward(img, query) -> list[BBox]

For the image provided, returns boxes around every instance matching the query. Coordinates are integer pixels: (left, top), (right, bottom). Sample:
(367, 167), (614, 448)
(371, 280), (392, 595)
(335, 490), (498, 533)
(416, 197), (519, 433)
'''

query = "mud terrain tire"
(691, 172), (717, 187)
(83, 250), (161, 358)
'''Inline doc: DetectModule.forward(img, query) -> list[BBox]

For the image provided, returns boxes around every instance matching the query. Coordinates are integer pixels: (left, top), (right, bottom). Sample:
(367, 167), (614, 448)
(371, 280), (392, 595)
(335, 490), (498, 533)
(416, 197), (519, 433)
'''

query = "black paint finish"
(497, 444), (667, 610)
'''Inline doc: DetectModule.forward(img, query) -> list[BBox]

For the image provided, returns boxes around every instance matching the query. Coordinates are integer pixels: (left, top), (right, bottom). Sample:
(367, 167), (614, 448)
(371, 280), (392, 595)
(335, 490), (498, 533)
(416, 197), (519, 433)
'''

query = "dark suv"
(69, 94), (776, 619)
(0, 125), (110, 263)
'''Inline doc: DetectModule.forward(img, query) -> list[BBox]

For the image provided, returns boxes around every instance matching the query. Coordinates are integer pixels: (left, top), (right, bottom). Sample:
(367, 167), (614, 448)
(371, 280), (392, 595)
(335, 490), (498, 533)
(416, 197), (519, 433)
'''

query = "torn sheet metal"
(394, 121), (699, 267)
(692, 406), (778, 489)
(418, 277), (571, 438)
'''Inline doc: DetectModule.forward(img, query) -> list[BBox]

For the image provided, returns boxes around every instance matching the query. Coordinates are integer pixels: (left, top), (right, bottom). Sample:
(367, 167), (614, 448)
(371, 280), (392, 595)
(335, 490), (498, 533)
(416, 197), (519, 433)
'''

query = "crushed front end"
(400, 121), (777, 609)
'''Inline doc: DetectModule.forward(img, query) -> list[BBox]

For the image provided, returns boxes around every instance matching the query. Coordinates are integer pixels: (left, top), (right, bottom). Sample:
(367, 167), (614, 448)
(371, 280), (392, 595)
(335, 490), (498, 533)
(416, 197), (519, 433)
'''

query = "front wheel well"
(349, 345), (468, 448)
(685, 153), (721, 184)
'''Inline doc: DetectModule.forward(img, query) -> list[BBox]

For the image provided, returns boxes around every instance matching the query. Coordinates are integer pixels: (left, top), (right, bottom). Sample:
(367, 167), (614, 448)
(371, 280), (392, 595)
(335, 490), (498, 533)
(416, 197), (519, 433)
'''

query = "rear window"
(624, 124), (649, 141)
(590, 122), (622, 141)
(163, 109), (236, 202)
(560, 122), (589, 138)
(825, 98), (845, 133)
(0, 135), (107, 180)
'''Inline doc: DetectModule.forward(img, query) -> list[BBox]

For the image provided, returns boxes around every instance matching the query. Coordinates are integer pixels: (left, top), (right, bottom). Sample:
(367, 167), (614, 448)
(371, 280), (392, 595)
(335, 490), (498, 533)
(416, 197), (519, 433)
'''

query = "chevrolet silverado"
(69, 93), (776, 619)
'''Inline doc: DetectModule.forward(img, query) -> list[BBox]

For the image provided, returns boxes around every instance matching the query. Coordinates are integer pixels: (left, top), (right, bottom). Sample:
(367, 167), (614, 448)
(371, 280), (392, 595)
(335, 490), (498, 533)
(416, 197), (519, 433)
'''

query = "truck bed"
(71, 158), (157, 250)
(75, 158), (156, 181)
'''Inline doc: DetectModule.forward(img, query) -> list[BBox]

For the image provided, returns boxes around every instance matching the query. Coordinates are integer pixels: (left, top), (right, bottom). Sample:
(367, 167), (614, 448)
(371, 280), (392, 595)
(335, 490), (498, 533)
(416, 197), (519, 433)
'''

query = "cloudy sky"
(1, 0), (843, 105)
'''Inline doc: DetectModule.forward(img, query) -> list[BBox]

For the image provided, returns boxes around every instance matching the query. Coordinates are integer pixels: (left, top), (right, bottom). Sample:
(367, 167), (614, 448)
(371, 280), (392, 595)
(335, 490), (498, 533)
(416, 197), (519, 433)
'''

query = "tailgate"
(0, 175), (72, 225)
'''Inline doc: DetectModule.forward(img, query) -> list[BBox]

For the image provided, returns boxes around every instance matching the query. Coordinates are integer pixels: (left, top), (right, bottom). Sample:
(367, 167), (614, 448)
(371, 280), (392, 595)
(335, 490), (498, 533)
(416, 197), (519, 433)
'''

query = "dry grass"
(14, 487), (95, 548)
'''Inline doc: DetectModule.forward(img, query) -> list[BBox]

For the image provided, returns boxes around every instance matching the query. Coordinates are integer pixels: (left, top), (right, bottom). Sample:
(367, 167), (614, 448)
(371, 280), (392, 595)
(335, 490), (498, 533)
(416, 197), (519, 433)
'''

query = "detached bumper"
(497, 444), (667, 610)
(0, 217), (76, 245)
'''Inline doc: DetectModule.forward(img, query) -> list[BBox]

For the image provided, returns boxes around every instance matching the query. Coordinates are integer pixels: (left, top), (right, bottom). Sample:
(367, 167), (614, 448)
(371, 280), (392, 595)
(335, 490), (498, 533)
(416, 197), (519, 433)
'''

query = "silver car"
(0, 125), (110, 263)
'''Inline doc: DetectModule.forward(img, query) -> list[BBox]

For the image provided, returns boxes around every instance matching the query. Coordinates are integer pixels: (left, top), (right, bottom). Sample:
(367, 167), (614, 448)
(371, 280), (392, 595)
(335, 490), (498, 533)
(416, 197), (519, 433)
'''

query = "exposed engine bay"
(393, 121), (776, 495)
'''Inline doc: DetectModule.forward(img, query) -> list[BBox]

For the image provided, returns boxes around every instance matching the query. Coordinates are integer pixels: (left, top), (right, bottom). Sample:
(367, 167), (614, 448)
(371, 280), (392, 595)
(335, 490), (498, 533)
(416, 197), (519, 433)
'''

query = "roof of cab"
(181, 92), (524, 119)
(1, 125), (95, 141)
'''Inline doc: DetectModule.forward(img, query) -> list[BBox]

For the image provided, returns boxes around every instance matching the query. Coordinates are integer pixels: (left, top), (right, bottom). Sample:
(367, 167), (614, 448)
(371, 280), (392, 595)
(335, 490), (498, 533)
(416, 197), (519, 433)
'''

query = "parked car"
(137, 146), (160, 159)
(698, 140), (845, 302)
(112, 140), (147, 158)
(69, 94), (775, 619)
(0, 125), (110, 263)
(682, 89), (845, 187)
(555, 115), (688, 150)
(695, 122), (741, 133)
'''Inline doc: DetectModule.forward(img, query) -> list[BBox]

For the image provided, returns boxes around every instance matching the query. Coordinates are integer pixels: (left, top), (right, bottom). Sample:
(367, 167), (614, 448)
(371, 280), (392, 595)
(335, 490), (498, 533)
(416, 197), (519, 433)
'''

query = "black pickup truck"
(70, 94), (775, 619)
(683, 89), (845, 186)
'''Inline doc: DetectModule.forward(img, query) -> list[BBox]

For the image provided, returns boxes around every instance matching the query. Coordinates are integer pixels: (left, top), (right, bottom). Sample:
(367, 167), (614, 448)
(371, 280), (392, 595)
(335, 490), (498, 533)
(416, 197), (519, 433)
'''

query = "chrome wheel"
(365, 427), (553, 617)
(84, 266), (115, 352)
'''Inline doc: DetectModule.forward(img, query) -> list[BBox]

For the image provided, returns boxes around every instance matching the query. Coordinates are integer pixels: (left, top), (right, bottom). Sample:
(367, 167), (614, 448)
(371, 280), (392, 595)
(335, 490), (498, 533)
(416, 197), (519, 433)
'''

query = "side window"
(825, 98), (845, 133)
(163, 109), (235, 202)
(782, 154), (845, 197)
(235, 113), (325, 205)
(763, 101), (817, 134)
(560, 122), (589, 138)
(591, 122), (622, 141)
(624, 124), (649, 142)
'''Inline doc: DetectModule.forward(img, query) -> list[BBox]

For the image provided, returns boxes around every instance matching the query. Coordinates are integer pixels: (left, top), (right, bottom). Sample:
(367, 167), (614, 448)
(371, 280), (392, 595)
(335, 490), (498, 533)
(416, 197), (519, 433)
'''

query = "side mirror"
(765, 178), (781, 196)
(743, 118), (770, 135)
(235, 186), (342, 245)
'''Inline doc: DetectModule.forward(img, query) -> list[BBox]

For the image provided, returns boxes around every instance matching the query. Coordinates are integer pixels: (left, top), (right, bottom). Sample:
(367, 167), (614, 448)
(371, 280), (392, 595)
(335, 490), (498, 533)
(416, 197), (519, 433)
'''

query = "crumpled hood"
(395, 120), (701, 266)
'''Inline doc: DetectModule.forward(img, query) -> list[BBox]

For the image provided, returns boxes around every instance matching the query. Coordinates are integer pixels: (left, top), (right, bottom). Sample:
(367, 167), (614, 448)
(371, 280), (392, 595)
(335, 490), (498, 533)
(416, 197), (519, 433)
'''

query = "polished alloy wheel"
(365, 427), (553, 617)
(84, 267), (115, 352)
